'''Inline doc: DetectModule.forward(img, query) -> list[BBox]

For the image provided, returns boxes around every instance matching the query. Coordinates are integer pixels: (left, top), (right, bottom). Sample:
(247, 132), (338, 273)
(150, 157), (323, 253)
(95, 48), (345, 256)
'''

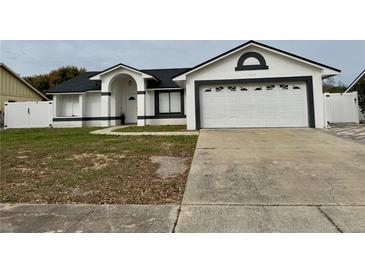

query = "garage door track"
(175, 129), (365, 232)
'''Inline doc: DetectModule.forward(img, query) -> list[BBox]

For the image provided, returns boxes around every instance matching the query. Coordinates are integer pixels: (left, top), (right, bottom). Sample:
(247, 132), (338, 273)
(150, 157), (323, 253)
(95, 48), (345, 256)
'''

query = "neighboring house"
(345, 68), (365, 121)
(46, 40), (340, 129)
(345, 69), (365, 93)
(0, 63), (48, 114)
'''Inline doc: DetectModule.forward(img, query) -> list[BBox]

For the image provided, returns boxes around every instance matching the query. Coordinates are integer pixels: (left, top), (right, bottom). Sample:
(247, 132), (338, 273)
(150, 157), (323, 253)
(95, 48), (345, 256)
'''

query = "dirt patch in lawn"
(67, 152), (126, 171)
(0, 128), (197, 204)
(150, 156), (189, 179)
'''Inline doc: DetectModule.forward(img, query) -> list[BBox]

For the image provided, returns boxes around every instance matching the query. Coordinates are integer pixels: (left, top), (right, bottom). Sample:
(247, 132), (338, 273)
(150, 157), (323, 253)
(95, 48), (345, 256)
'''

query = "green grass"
(114, 125), (187, 132)
(0, 128), (197, 204)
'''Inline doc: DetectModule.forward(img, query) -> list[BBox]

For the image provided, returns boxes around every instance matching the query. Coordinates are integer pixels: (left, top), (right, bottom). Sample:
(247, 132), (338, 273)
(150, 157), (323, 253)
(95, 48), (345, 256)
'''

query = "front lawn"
(0, 128), (197, 204)
(114, 125), (187, 132)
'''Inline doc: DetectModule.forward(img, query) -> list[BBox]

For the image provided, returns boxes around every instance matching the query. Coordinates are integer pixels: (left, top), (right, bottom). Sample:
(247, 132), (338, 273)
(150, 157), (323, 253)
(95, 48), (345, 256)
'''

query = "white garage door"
(199, 82), (308, 128)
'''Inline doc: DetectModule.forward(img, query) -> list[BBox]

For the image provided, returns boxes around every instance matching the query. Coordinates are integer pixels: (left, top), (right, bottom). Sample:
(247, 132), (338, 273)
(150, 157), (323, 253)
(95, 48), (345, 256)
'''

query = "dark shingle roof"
(47, 71), (101, 93)
(142, 68), (190, 89)
(46, 68), (191, 94)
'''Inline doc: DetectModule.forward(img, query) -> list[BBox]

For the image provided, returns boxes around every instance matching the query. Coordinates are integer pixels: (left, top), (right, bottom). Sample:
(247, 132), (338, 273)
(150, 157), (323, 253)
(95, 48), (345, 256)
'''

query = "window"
(228, 86), (236, 91)
(254, 87), (262, 91)
(266, 85), (275, 90)
(240, 87), (248, 91)
(156, 90), (183, 115)
(215, 87), (224, 92)
(204, 88), (212, 92)
(57, 95), (79, 117)
(293, 85), (301, 90)
(280, 84), (288, 90)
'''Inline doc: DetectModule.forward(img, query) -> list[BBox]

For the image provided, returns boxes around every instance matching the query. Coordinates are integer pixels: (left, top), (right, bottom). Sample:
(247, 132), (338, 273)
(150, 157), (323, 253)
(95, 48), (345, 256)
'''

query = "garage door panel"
(200, 82), (308, 128)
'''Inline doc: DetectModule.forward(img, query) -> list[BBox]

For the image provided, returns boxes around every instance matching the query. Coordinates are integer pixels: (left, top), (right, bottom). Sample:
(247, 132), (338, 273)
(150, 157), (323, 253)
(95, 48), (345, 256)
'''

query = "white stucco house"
(46, 40), (341, 130)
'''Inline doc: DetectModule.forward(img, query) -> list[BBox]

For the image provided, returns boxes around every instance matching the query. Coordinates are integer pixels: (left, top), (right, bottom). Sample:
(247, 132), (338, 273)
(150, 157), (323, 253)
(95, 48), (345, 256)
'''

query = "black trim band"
(54, 115), (187, 122)
(138, 115), (186, 120)
(194, 76), (315, 129)
(137, 91), (146, 95)
(53, 116), (122, 122)
(101, 92), (111, 96)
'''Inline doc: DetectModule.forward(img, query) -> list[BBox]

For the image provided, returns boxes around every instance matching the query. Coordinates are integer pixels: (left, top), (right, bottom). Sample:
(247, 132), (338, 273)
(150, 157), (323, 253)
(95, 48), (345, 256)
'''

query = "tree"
(322, 77), (347, 93)
(24, 66), (86, 93)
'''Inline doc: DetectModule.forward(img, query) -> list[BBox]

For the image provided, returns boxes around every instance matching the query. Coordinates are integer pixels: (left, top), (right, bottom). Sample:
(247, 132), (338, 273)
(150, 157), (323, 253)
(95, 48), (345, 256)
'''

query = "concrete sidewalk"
(0, 204), (178, 233)
(174, 205), (365, 233)
(2, 203), (365, 233)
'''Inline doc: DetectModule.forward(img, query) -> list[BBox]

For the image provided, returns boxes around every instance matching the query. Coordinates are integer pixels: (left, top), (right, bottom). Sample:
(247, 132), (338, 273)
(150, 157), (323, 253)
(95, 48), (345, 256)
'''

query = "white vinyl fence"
(324, 92), (360, 125)
(4, 101), (53, 129)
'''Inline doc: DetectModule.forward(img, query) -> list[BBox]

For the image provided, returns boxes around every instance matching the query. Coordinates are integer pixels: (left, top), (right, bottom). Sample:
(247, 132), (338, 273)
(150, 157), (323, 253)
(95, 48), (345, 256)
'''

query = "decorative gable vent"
(235, 52), (269, 71)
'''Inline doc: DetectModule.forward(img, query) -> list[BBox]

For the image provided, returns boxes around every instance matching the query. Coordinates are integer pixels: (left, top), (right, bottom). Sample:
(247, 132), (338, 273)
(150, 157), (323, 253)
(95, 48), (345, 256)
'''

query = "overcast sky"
(1, 40), (364, 85)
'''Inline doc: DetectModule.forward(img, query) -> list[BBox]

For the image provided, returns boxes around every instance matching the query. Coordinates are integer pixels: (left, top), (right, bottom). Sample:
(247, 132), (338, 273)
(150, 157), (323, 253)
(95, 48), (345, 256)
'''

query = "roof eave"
(89, 63), (157, 81)
(46, 91), (85, 95)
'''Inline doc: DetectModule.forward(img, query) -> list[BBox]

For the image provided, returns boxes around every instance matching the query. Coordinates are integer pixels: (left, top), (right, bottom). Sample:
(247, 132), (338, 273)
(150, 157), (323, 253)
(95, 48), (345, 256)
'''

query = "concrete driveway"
(175, 129), (365, 232)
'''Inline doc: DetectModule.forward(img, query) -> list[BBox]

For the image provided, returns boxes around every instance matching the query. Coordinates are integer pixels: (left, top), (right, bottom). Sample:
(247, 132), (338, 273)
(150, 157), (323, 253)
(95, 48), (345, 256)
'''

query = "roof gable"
(173, 40), (341, 80)
(89, 63), (157, 80)
(0, 63), (49, 100)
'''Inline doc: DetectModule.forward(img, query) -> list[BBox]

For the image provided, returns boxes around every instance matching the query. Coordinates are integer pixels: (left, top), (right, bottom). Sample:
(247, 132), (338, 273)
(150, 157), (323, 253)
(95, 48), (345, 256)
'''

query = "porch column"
(52, 95), (57, 118)
(78, 94), (84, 116)
(100, 92), (111, 127)
(79, 94), (85, 126)
(137, 91), (146, 126)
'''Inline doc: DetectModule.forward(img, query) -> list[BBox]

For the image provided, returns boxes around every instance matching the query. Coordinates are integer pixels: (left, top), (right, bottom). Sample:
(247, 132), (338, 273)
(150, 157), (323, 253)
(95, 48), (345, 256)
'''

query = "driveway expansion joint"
(171, 205), (182, 233)
(65, 206), (97, 233)
(317, 206), (343, 233)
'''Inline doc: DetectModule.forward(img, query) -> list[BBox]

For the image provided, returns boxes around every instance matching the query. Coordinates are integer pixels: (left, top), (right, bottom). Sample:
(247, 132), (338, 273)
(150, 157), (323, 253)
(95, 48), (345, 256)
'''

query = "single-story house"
(0, 63), (48, 114)
(46, 40), (341, 130)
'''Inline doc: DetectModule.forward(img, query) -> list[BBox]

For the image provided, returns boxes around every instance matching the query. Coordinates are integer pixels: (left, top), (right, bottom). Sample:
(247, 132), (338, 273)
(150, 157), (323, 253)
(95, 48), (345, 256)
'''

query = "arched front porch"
(110, 74), (137, 124)
(93, 64), (151, 127)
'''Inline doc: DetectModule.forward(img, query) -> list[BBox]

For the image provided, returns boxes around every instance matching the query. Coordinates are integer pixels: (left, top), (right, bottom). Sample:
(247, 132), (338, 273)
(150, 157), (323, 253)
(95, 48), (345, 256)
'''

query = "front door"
(125, 93), (137, 124)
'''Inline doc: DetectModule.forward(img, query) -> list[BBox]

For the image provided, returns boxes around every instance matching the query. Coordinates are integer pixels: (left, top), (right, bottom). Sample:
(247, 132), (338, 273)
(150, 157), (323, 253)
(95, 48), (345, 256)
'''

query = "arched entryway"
(109, 74), (137, 124)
